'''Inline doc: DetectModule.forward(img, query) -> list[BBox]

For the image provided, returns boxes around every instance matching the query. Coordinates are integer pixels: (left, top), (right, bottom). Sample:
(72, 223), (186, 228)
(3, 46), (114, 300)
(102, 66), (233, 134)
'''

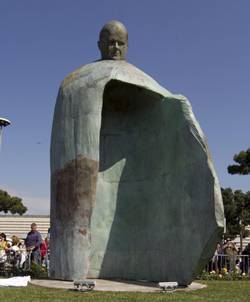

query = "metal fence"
(0, 249), (49, 277)
(204, 254), (250, 274)
(0, 249), (249, 277)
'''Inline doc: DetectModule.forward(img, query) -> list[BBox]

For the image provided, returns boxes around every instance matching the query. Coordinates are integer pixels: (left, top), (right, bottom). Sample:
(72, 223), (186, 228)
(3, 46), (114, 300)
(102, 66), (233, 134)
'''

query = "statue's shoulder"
(60, 61), (111, 90)
(110, 61), (174, 98)
(59, 60), (187, 102)
(60, 62), (94, 90)
(115, 62), (190, 102)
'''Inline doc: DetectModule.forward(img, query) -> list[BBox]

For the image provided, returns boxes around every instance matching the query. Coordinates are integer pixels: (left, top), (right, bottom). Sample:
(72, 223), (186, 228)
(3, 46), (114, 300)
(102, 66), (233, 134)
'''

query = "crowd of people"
(209, 239), (250, 274)
(0, 223), (50, 272)
(1, 223), (250, 276)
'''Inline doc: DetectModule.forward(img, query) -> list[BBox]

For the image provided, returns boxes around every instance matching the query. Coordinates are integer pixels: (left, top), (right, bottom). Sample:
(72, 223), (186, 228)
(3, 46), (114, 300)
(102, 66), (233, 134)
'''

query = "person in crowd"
(0, 233), (7, 258)
(212, 242), (223, 272)
(40, 237), (49, 267)
(18, 240), (27, 268)
(223, 240), (238, 272)
(241, 243), (250, 274)
(10, 235), (20, 252)
(4, 235), (19, 253)
(6, 239), (12, 248)
(3, 235), (21, 268)
(25, 223), (42, 265)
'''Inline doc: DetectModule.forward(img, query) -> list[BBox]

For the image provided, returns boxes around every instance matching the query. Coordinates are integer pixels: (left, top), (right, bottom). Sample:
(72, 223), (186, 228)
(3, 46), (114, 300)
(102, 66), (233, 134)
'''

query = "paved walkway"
(31, 279), (206, 292)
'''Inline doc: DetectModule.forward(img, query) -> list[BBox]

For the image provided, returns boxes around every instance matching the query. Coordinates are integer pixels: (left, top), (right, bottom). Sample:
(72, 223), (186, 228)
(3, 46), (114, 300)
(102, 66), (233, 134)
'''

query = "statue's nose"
(114, 41), (119, 48)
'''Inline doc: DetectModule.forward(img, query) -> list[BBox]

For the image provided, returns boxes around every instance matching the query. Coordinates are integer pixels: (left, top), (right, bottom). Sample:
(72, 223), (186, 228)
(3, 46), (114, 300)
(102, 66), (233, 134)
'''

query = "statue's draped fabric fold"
(50, 60), (224, 285)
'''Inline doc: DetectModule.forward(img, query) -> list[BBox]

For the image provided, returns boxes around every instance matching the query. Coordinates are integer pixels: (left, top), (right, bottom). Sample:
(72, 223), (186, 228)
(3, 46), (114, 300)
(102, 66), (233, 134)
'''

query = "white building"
(0, 215), (50, 239)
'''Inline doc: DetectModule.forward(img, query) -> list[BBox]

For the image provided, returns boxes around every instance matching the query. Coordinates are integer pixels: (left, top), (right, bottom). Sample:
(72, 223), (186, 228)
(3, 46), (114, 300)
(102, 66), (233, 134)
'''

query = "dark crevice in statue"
(50, 20), (224, 285)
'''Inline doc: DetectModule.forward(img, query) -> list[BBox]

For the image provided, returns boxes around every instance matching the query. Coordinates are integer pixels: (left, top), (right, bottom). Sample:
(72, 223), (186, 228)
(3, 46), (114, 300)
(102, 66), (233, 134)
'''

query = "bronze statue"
(50, 20), (224, 285)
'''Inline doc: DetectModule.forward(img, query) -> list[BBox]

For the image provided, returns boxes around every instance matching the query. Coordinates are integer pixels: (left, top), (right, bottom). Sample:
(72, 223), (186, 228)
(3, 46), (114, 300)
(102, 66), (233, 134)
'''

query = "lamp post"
(239, 218), (243, 253)
(0, 117), (11, 150)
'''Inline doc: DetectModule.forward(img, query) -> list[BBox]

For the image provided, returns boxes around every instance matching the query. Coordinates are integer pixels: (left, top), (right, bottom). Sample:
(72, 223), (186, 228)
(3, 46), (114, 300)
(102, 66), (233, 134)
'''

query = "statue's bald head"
(98, 20), (128, 60)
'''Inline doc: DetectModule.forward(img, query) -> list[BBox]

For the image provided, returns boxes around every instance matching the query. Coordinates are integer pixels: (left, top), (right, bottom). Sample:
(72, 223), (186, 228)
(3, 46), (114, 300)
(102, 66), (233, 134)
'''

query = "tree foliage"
(227, 148), (250, 175)
(221, 187), (250, 239)
(0, 189), (27, 215)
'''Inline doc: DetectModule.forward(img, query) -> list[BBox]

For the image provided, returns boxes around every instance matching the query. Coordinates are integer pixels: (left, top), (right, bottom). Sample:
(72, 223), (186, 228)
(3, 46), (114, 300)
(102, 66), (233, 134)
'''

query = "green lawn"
(0, 281), (249, 302)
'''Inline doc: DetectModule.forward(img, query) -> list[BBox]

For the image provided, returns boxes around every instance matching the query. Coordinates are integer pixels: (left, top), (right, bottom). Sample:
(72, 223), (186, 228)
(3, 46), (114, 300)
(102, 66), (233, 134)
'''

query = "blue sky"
(0, 1), (249, 214)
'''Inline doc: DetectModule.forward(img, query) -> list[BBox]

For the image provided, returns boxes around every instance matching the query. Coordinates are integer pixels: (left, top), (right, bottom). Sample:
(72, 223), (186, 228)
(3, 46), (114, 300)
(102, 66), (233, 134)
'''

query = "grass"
(0, 280), (249, 302)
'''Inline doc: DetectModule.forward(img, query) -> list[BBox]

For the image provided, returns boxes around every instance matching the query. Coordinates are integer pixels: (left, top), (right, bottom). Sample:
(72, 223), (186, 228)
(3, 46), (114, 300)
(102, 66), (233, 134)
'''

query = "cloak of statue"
(50, 59), (224, 285)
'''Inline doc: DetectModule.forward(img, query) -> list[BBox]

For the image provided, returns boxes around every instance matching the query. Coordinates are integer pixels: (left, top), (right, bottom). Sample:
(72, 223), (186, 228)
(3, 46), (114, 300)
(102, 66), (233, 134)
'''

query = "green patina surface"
(50, 60), (224, 285)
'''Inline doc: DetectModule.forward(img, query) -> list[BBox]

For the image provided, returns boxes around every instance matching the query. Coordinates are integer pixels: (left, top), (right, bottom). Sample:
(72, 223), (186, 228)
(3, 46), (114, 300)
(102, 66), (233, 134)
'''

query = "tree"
(221, 187), (238, 237)
(221, 187), (250, 251)
(227, 148), (250, 175)
(0, 189), (27, 215)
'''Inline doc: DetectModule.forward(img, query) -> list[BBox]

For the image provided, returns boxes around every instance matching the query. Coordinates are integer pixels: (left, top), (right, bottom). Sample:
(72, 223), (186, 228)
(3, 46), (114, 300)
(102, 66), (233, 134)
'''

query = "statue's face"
(99, 29), (128, 60)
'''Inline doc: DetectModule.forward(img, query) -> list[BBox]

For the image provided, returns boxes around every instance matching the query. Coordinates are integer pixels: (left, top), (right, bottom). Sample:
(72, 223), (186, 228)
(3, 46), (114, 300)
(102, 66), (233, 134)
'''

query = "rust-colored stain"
(62, 72), (76, 88)
(80, 209), (91, 218)
(61, 68), (81, 89)
(51, 155), (99, 227)
(79, 228), (87, 236)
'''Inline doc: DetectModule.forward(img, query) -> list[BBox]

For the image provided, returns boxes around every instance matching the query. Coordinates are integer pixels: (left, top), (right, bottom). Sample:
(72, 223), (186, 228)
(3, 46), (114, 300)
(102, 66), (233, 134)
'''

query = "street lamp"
(0, 117), (11, 150)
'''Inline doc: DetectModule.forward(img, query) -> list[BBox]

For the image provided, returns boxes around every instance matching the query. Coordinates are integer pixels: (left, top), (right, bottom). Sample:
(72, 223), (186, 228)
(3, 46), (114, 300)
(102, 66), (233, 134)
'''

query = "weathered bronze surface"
(50, 21), (224, 284)
(50, 155), (98, 280)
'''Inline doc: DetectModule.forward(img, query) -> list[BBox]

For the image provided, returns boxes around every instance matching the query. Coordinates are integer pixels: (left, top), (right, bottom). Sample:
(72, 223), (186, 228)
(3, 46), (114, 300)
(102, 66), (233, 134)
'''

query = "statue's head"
(98, 20), (128, 61)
